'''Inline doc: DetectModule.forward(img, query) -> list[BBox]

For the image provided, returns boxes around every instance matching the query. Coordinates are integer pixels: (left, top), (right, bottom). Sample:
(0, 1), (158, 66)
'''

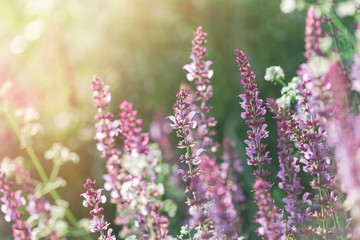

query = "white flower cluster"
(177, 225), (196, 240)
(122, 143), (162, 180)
(280, 0), (307, 13)
(264, 66), (285, 84)
(44, 143), (80, 165)
(308, 56), (331, 78)
(276, 76), (301, 108)
(0, 156), (24, 176)
(15, 107), (44, 149)
(336, 0), (359, 17)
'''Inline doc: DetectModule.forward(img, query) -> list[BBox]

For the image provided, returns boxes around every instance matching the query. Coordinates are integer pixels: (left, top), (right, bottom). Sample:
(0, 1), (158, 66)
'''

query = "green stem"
(182, 127), (205, 232)
(3, 111), (79, 228)
(49, 162), (61, 183)
(146, 215), (156, 240)
(26, 146), (49, 183)
(317, 180), (328, 240)
(327, 16), (345, 70)
(277, 77), (287, 87)
(324, 190), (343, 233)
(187, 231), (192, 240)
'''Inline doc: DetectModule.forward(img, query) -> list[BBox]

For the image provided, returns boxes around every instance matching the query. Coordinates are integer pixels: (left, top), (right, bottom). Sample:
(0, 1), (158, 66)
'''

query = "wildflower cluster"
(4, 2), (360, 240)
(91, 76), (169, 239)
(0, 83), (80, 240)
(169, 27), (244, 239)
(0, 156), (71, 240)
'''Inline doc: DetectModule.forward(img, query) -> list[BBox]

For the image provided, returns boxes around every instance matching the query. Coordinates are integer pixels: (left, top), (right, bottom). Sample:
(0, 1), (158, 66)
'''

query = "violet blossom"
(118, 100), (149, 155)
(200, 155), (239, 239)
(253, 179), (286, 240)
(235, 49), (271, 178)
(118, 102), (169, 239)
(220, 138), (245, 203)
(91, 76), (121, 159)
(183, 26), (217, 154)
(149, 109), (174, 161)
(289, 12), (349, 235)
(328, 113), (360, 238)
(267, 99), (312, 235)
(295, 61), (343, 238)
(91, 76), (169, 239)
(236, 49), (287, 239)
(81, 178), (115, 240)
(327, 61), (356, 238)
(13, 159), (66, 239)
(169, 89), (214, 237)
(182, 27), (241, 238)
(0, 173), (31, 240)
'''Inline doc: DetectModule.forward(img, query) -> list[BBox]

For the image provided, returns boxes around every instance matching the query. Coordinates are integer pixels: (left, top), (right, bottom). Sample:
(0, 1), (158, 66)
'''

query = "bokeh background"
(0, 0), (312, 239)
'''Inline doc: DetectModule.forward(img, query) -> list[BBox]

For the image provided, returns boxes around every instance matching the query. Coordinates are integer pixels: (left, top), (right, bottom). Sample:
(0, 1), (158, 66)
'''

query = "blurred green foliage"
(0, 0), (314, 239)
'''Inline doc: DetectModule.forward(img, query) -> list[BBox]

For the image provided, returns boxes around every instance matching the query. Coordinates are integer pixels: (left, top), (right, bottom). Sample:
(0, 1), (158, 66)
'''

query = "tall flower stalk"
(91, 76), (168, 239)
(181, 27), (240, 238)
(267, 99), (312, 237)
(169, 89), (214, 238)
(293, 7), (346, 236)
(235, 49), (286, 239)
(235, 49), (271, 178)
(183, 26), (217, 154)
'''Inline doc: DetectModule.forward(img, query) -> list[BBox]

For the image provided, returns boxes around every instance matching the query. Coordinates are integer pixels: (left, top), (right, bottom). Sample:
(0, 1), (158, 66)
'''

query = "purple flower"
(266, 99), (312, 233)
(201, 156), (239, 239)
(0, 173), (32, 239)
(183, 27), (214, 85)
(169, 89), (214, 236)
(1, 190), (26, 222)
(304, 6), (322, 59)
(328, 115), (359, 236)
(118, 100), (149, 155)
(81, 178), (113, 237)
(220, 138), (245, 203)
(183, 26), (218, 154)
(149, 109), (174, 161)
(351, 54), (360, 93)
(295, 60), (344, 238)
(253, 179), (286, 240)
(91, 77), (169, 238)
(168, 89), (198, 151)
(91, 76), (121, 159)
(235, 49), (271, 174)
(90, 215), (110, 233)
(99, 228), (116, 240)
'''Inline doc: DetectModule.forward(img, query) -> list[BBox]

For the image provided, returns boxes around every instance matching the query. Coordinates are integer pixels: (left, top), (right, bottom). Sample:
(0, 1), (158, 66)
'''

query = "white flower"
(280, 0), (296, 14)
(45, 143), (80, 165)
(308, 56), (330, 77)
(276, 76), (300, 108)
(336, 1), (356, 17)
(264, 66), (285, 83)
